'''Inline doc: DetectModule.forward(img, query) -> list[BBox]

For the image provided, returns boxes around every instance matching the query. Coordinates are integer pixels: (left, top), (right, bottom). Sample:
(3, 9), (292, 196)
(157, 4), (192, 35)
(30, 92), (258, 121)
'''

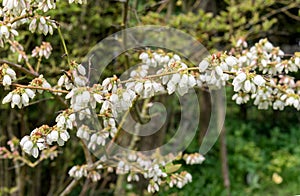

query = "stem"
(57, 26), (71, 66)
(36, 56), (43, 73)
(25, 61), (35, 73)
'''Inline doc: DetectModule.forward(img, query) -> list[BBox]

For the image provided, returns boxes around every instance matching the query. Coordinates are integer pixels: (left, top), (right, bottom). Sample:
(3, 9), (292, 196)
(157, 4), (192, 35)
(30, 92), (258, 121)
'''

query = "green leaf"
(165, 163), (182, 173)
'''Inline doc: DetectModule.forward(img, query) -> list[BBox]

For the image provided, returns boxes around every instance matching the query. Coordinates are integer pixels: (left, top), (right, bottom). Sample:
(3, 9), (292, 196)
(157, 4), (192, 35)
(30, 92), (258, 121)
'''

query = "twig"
(283, 10), (300, 21)
(245, 2), (299, 29)
(106, 108), (131, 153)
(6, 14), (30, 25)
(122, 0), (130, 70)
(0, 60), (39, 77)
(59, 179), (78, 196)
(114, 99), (149, 195)
(220, 127), (230, 194)
(27, 97), (55, 106)
(8, 83), (69, 94)
(80, 139), (93, 165)
(119, 67), (200, 84)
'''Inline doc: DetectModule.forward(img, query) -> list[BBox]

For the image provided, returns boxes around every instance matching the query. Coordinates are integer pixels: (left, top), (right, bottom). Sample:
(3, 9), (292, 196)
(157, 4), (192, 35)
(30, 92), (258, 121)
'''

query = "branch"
(245, 2), (299, 29)
(59, 179), (78, 196)
(80, 139), (93, 165)
(6, 14), (30, 25)
(9, 83), (69, 94)
(119, 67), (199, 84)
(283, 10), (300, 21)
(105, 108), (131, 153)
(0, 60), (39, 77)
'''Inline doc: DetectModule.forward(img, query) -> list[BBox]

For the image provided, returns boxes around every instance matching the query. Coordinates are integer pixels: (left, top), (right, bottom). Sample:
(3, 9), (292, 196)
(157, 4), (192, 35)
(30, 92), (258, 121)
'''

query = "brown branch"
(6, 15), (30, 25)
(10, 83), (69, 94)
(0, 60), (39, 77)
(105, 108), (131, 153)
(220, 127), (230, 194)
(245, 2), (299, 29)
(283, 10), (300, 21)
(119, 67), (199, 84)
(59, 179), (78, 196)
(80, 139), (93, 165)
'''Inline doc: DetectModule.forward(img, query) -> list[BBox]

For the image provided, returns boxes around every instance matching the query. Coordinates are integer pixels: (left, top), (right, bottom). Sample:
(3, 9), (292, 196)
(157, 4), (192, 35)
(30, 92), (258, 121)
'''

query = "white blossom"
(88, 131), (109, 150)
(77, 64), (86, 76)
(76, 125), (90, 141)
(127, 173), (139, 182)
(69, 0), (87, 4)
(232, 72), (247, 92)
(232, 93), (250, 104)
(38, 0), (56, 12)
(185, 153), (205, 165)
(68, 165), (88, 180)
(116, 161), (130, 174)
(199, 60), (209, 72)
(1, 65), (16, 86)
(20, 136), (39, 158)
(225, 56), (238, 67)
(147, 182), (160, 193)
(32, 42), (52, 59)
(2, 74), (11, 86)
(47, 130), (59, 144)
(57, 130), (70, 146)
(253, 75), (266, 86)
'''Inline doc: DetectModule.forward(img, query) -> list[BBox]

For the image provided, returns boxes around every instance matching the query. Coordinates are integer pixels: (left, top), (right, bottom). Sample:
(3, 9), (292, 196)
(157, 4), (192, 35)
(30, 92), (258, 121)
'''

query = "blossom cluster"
(0, 64), (16, 87)
(0, 24), (19, 47)
(198, 39), (300, 111)
(0, 0), (85, 51)
(19, 109), (75, 158)
(69, 164), (101, 182)
(236, 39), (299, 75)
(29, 74), (51, 93)
(199, 54), (236, 88)
(29, 16), (57, 35)
(168, 171), (192, 189)
(114, 152), (200, 193)
(184, 153), (205, 165)
(32, 42), (53, 59)
(20, 125), (50, 158)
(125, 51), (199, 98)
(67, 151), (202, 193)
(1, 74), (54, 108)
(2, 88), (35, 108)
